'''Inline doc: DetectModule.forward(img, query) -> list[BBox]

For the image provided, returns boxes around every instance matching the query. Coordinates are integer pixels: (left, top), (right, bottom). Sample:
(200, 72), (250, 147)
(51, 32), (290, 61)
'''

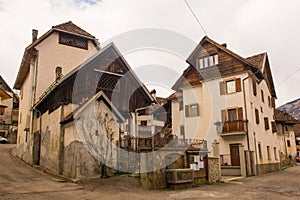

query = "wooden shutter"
(185, 105), (189, 117)
(271, 97), (276, 108)
(235, 78), (242, 92)
(255, 109), (260, 124)
(264, 117), (269, 130)
(221, 109), (226, 122)
(252, 78), (257, 96)
(271, 121), (277, 133)
(220, 81), (225, 95)
(237, 107), (243, 120)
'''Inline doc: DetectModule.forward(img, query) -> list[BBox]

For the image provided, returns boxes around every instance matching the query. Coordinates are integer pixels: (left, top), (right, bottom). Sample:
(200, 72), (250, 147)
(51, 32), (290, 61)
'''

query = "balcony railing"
(119, 136), (207, 152)
(0, 124), (10, 130)
(215, 120), (247, 135)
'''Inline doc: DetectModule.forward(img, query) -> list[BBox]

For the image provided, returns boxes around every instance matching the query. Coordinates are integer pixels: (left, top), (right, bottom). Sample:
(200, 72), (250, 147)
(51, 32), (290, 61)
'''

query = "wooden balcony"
(215, 120), (247, 136)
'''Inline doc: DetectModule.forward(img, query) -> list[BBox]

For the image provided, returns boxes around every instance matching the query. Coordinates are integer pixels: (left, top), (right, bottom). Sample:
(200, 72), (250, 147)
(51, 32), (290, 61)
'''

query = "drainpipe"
(282, 122), (288, 160)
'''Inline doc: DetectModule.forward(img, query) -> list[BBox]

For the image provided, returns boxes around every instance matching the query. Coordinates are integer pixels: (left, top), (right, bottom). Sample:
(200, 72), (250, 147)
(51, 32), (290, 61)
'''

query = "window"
(268, 96), (271, 107)
(198, 54), (219, 69)
(287, 140), (291, 147)
(258, 143), (262, 159)
(261, 90), (264, 103)
(264, 117), (269, 130)
(55, 66), (62, 80)
(220, 78), (242, 95)
(185, 104), (199, 117)
(261, 107), (263, 113)
(267, 146), (271, 160)
(0, 107), (4, 115)
(228, 109), (238, 121)
(255, 109), (260, 124)
(271, 121), (276, 133)
(252, 78), (257, 96)
(274, 147), (278, 160)
(140, 121), (147, 126)
(59, 32), (88, 50)
(226, 80), (236, 94)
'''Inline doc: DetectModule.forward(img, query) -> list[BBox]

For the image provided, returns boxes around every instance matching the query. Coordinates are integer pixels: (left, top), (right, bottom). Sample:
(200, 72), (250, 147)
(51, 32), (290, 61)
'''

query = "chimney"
(150, 89), (156, 99)
(32, 29), (38, 42)
(221, 43), (227, 48)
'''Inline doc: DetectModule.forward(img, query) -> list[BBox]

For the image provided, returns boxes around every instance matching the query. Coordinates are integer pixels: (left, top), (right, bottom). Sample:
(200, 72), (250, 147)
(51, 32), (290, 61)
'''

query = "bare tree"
(77, 109), (115, 178)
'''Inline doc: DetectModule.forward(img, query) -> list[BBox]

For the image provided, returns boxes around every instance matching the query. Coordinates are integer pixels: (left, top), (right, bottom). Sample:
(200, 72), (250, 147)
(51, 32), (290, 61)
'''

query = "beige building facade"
(171, 36), (281, 175)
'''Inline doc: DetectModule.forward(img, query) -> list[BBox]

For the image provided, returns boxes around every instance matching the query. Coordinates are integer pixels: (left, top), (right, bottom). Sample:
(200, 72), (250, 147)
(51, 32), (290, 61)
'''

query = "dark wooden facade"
(36, 44), (153, 116)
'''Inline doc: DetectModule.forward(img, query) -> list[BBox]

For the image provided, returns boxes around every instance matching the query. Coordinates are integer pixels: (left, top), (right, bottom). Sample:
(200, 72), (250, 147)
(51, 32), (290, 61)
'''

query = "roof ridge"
(52, 21), (95, 38)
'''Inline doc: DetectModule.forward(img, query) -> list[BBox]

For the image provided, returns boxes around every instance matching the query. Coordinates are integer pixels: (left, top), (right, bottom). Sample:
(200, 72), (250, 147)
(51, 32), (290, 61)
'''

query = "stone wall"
(208, 157), (221, 183)
(256, 163), (281, 175)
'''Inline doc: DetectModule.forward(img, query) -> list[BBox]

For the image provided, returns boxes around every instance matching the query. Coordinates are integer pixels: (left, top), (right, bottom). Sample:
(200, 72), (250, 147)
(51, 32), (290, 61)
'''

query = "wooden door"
(33, 132), (41, 165)
(230, 144), (240, 166)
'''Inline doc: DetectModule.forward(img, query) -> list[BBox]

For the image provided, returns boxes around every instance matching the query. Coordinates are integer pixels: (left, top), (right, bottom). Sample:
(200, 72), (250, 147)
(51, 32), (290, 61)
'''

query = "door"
(33, 132), (41, 165)
(230, 144), (240, 166)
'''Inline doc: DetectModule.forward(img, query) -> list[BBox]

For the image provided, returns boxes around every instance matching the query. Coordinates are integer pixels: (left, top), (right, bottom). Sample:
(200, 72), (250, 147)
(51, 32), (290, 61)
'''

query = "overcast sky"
(0, 0), (299, 106)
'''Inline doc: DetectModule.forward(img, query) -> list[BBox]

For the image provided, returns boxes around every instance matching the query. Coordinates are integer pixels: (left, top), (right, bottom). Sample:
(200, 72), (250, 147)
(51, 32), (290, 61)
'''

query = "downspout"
(282, 122), (288, 159)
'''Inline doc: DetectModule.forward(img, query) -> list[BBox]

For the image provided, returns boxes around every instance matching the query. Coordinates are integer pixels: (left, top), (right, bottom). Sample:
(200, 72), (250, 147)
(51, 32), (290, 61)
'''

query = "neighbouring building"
(0, 75), (19, 143)
(14, 21), (163, 178)
(275, 109), (298, 165)
(170, 36), (280, 176)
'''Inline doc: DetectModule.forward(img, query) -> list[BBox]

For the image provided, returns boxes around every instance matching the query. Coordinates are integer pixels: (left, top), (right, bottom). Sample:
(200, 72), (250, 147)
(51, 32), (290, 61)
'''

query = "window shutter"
(221, 109), (226, 122)
(236, 78), (242, 92)
(252, 79), (257, 96)
(196, 104), (200, 116)
(237, 107), (243, 120)
(255, 108), (260, 124)
(264, 117), (269, 130)
(271, 121), (277, 133)
(271, 97), (276, 108)
(220, 81), (225, 95)
(185, 105), (189, 117)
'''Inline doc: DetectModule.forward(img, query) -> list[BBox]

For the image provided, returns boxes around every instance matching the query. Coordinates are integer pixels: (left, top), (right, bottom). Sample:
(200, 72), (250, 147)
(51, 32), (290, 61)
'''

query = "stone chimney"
(32, 29), (38, 42)
(150, 89), (156, 99)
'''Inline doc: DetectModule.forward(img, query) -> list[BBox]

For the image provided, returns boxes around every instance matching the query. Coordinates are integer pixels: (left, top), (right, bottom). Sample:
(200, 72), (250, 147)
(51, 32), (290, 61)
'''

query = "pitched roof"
(52, 21), (95, 39)
(34, 42), (155, 114)
(14, 21), (99, 89)
(245, 52), (267, 70)
(275, 109), (298, 124)
(172, 36), (267, 91)
(61, 91), (125, 124)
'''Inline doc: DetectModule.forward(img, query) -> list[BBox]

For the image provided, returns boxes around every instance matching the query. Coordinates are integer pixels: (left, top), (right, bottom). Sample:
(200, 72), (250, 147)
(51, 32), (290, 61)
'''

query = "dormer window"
(198, 54), (219, 69)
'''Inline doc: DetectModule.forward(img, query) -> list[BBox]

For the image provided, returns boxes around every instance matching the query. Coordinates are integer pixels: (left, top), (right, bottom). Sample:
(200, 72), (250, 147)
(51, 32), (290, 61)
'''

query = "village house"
(274, 109), (298, 165)
(0, 75), (19, 143)
(13, 21), (165, 178)
(170, 36), (282, 176)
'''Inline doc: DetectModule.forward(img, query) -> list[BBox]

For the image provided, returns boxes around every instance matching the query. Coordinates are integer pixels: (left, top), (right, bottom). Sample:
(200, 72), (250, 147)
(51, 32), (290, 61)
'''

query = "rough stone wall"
(63, 140), (100, 179)
(208, 157), (221, 183)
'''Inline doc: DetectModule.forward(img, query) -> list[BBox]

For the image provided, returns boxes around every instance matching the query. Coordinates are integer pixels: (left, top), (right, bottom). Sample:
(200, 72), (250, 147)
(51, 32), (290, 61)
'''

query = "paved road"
(1, 144), (300, 200)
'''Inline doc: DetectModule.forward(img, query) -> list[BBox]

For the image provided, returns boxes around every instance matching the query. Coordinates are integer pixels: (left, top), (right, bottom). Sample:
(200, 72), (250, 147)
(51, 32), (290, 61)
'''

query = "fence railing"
(119, 136), (207, 151)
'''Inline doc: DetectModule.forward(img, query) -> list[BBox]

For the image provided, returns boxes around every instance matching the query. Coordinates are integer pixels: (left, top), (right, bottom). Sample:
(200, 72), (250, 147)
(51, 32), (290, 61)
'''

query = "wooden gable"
(173, 37), (254, 91)
(36, 44), (154, 116)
